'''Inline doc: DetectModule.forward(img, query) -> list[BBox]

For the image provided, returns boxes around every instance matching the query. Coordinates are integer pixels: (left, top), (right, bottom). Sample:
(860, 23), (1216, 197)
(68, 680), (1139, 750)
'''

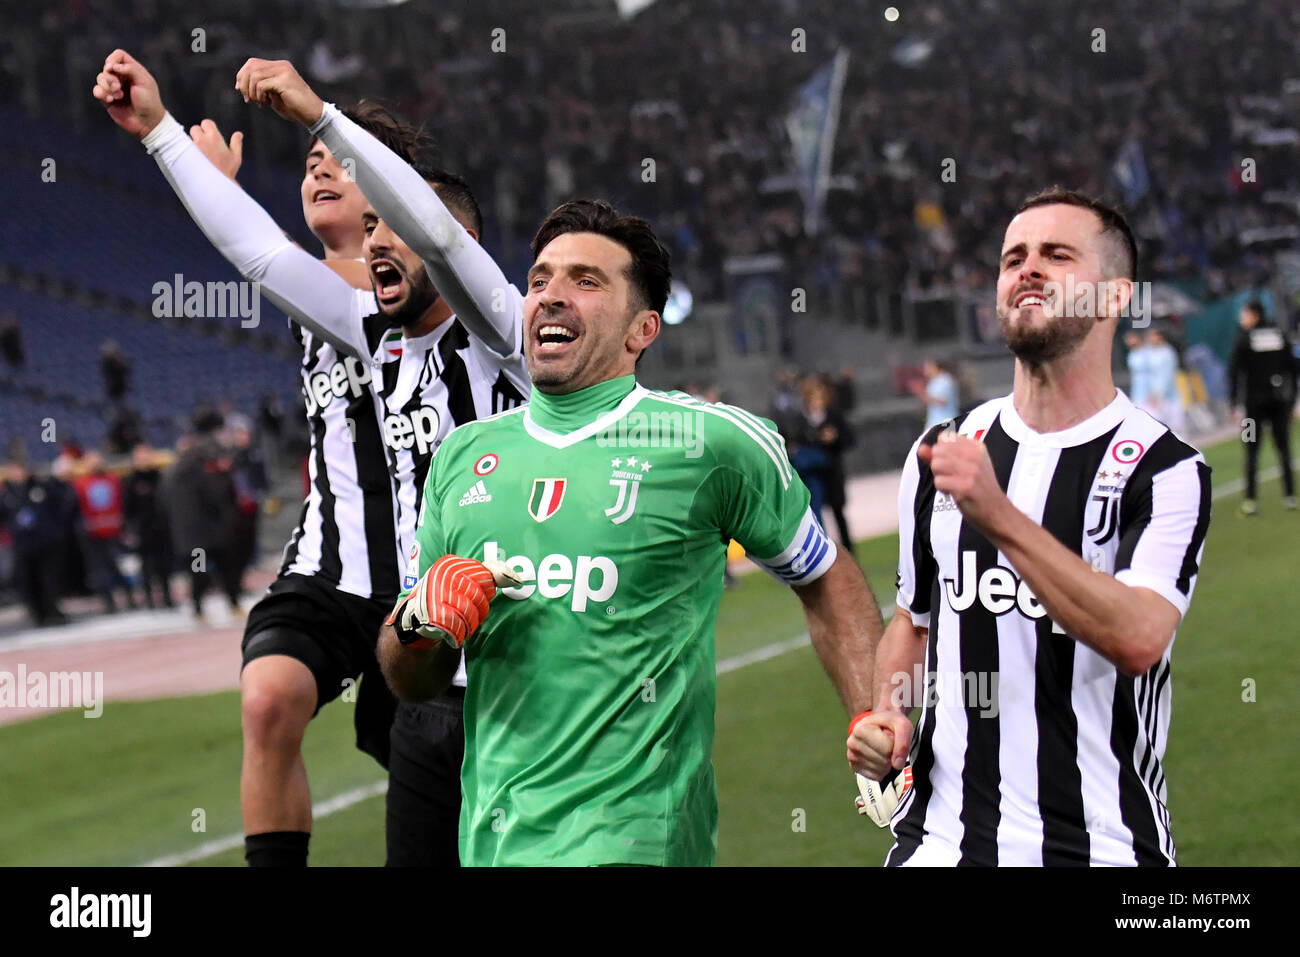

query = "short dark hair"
(530, 199), (671, 315)
(1243, 299), (1267, 321)
(1015, 187), (1138, 280)
(306, 99), (434, 169)
(419, 167), (483, 236)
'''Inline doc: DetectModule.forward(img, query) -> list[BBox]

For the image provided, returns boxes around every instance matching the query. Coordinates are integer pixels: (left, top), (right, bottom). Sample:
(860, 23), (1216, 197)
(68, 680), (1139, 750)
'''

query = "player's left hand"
(855, 766), (913, 827)
(189, 118), (243, 181)
(234, 58), (325, 128)
(917, 431), (1010, 536)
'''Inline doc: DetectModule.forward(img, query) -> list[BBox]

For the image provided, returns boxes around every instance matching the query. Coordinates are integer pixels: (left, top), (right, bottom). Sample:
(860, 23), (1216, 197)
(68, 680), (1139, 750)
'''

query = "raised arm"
(93, 50), (376, 363)
(234, 58), (522, 358)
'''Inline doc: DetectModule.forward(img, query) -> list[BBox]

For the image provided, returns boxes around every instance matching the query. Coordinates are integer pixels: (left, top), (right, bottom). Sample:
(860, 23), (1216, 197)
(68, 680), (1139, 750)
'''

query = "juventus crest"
(605, 456), (651, 525)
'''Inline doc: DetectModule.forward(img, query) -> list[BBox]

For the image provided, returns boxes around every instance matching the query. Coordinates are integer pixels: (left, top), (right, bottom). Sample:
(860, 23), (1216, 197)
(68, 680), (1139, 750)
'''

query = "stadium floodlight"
(662, 280), (693, 325)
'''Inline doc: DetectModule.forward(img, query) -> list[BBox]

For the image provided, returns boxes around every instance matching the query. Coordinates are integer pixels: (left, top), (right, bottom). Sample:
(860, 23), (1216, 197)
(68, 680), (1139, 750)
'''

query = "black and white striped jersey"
(279, 294), (399, 600)
(889, 390), (1211, 867)
(371, 313), (528, 587)
(142, 108), (531, 603)
(281, 286), (529, 603)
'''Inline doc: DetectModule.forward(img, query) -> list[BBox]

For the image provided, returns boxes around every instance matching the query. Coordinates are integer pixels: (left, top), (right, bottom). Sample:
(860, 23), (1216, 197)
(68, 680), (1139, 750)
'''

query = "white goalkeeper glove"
(855, 765), (913, 827)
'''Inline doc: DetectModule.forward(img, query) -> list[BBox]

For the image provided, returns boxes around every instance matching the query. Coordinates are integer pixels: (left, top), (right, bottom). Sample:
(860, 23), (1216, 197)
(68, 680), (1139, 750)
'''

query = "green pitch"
(0, 426), (1294, 866)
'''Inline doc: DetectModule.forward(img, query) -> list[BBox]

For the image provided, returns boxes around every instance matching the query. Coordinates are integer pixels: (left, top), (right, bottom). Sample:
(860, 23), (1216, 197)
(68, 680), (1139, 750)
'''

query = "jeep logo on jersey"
(483, 541), (617, 612)
(943, 549), (1065, 634)
(382, 407), (442, 457)
(528, 478), (567, 522)
(302, 356), (372, 416)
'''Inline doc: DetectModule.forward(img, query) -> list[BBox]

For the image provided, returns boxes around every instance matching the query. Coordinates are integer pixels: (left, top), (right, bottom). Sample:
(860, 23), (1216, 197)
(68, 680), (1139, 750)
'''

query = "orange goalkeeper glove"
(386, 555), (518, 650)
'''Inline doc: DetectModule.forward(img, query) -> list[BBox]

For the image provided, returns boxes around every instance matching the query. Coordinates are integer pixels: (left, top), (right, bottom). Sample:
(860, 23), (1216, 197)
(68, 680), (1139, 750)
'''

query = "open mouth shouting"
(312, 188), (342, 206)
(371, 258), (407, 304)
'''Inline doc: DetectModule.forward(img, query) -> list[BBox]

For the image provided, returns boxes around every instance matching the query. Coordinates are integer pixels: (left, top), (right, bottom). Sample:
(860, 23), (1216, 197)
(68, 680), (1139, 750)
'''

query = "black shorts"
(241, 573), (398, 769)
(386, 692), (465, 867)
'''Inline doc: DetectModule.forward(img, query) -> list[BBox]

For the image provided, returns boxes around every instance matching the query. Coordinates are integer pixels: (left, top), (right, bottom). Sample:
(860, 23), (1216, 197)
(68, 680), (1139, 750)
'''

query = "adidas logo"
(458, 480), (492, 507)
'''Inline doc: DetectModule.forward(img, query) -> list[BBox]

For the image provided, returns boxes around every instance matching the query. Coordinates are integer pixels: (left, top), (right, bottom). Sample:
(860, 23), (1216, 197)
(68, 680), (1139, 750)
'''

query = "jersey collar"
(998, 388), (1132, 448)
(524, 375), (646, 448)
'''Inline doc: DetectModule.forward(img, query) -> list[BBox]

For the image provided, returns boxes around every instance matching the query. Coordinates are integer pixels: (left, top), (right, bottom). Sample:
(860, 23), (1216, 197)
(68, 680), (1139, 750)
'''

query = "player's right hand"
(92, 49), (165, 140)
(847, 709), (912, 780)
(234, 58), (325, 128)
(385, 555), (520, 650)
(189, 119), (243, 181)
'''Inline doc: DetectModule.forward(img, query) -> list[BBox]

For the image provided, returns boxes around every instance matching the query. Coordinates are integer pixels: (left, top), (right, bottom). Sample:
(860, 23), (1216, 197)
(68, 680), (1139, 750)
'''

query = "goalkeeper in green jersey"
(379, 199), (885, 866)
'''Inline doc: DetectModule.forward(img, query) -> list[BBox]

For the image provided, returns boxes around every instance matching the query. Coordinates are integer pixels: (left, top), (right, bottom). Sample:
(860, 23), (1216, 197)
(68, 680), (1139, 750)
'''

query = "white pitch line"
(142, 780), (388, 867)
(135, 462), (1290, 866)
(1209, 460), (1296, 500)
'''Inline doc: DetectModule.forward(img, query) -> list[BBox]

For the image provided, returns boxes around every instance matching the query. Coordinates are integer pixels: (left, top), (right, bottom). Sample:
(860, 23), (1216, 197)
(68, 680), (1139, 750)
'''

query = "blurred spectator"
(69, 451), (135, 613)
(99, 341), (131, 402)
(788, 376), (855, 550)
(219, 398), (252, 436)
(769, 368), (802, 437)
(1125, 330), (1152, 407)
(123, 444), (176, 609)
(0, 313), (24, 369)
(1229, 301), (1298, 514)
(258, 391), (288, 473)
(0, 460), (76, 626)
(165, 435), (244, 620)
(915, 359), (960, 431)
(226, 422), (268, 579)
(1141, 327), (1185, 433)
(191, 400), (224, 436)
(106, 403), (145, 455)
(833, 365), (857, 414)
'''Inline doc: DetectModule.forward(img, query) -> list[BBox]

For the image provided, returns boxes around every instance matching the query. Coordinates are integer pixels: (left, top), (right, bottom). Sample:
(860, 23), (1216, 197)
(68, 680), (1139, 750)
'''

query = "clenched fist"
(847, 709), (912, 780)
(917, 430), (1012, 536)
(234, 59), (325, 128)
(92, 49), (166, 140)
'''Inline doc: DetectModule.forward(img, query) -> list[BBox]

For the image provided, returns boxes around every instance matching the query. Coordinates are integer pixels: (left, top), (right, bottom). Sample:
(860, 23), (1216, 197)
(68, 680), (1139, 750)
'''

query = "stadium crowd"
(3, 0), (1294, 310)
(0, 402), (276, 627)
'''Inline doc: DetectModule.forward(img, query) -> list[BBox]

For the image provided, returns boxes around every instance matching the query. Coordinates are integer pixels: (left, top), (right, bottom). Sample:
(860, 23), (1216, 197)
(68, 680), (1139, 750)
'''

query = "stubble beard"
(998, 307), (1094, 367)
(382, 268), (439, 331)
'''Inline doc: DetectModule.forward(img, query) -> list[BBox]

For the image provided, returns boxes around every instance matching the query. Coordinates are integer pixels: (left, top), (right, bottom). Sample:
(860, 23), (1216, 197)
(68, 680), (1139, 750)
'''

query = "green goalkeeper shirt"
(399, 374), (837, 865)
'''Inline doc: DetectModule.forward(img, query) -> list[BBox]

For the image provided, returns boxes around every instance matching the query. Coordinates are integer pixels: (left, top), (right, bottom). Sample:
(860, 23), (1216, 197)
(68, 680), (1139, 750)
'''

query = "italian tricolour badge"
(1111, 439), (1144, 464)
(528, 478), (567, 522)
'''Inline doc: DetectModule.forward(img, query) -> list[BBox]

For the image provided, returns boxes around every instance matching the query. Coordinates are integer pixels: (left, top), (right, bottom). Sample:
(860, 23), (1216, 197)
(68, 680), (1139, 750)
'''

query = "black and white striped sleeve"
(895, 432), (939, 628)
(1114, 449), (1212, 618)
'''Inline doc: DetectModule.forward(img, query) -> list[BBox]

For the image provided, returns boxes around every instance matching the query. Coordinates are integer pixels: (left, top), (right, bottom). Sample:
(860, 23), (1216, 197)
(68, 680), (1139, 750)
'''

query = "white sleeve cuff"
(308, 102), (338, 137)
(1114, 569), (1190, 619)
(141, 112), (185, 154)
